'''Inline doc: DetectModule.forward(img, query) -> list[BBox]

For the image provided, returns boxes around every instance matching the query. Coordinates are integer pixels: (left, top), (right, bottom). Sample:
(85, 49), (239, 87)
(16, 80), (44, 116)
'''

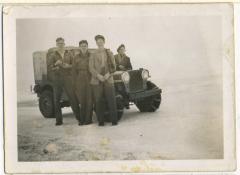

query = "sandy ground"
(18, 78), (223, 161)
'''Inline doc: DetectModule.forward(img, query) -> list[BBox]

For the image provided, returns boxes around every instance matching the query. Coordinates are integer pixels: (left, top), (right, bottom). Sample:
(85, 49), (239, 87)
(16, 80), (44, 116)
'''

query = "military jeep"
(33, 47), (162, 121)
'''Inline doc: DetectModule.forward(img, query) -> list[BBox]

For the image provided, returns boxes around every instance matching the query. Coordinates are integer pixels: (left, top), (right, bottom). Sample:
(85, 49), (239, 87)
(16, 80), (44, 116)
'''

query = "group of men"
(47, 35), (132, 126)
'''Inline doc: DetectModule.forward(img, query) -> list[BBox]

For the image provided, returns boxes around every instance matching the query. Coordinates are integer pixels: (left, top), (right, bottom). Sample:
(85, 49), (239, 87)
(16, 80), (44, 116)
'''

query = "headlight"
(121, 72), (130, 83)
(142, 70), (149, 80)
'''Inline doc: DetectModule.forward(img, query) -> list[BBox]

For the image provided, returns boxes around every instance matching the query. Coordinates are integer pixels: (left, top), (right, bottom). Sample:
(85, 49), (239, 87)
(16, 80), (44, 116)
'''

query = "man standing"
(114, 44), (132, 71)
(47, 37), (80, 125)
(72, 40), (93, 125)
(89, 35), (118, 126)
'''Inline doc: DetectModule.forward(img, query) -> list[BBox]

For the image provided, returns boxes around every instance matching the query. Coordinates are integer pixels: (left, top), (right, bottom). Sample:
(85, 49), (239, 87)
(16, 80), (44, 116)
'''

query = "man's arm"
(72, 55), (78, 86)
(107, 49), (116, 72)
(114, 55), (121, 71)
(104, 50), (116, 80)
(110, 51), (116, 72)
(126, 57), (133, 70)
(61, 52), (73, 69)
(89, 54), (98, 78)
(47, 52), (59, 72)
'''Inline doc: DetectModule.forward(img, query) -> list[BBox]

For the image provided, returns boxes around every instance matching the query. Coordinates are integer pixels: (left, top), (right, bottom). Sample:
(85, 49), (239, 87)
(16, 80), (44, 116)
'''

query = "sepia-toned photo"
(3, 3), (236, 173)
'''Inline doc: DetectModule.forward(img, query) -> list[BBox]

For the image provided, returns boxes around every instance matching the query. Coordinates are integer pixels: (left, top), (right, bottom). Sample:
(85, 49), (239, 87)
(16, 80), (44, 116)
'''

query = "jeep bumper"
(129, 88), (162, 101)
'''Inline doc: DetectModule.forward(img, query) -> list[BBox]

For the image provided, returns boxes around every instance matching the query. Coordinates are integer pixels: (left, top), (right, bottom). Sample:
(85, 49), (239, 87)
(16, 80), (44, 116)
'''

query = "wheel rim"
(40, 96), (53, 116)
(42, 97), (51, 109)
(43, 98), (51, 108)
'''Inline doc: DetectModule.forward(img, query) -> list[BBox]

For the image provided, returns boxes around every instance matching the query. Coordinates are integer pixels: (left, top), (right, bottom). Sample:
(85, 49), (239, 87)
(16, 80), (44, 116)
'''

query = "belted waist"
(99, 67), (109, 76)
(77, 69), (88, 71)
(76, 70), (91, 78)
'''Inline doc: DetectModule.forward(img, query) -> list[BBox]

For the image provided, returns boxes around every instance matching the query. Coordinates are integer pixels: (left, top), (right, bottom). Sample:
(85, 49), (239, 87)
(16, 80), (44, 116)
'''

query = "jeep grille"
(128, 70), (144, 92)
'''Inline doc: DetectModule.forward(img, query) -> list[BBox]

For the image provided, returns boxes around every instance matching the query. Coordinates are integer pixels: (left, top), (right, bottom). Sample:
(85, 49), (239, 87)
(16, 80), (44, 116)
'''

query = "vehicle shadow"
(61, 106), (162, 124)
(120, 109), (161, 123)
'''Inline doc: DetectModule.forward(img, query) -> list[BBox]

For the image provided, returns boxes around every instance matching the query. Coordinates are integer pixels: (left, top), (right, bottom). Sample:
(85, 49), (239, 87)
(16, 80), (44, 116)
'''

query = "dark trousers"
(92, 82), (118, 123)
(53, 76), (80, 124)
(75, 72), (93, 124)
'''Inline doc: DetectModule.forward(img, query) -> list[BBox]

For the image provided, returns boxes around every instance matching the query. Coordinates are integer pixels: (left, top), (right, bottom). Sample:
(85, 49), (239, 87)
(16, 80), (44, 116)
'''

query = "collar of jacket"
(55, 50), (68, 57)
(117, 53), (127, 59)
(79, 50), (90, 57)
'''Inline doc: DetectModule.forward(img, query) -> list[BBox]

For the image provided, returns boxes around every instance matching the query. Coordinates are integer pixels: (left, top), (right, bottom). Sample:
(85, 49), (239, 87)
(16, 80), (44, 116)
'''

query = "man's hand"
(61, 63), (71, 69)
(52, 66), (59, 71)
(55, 60), (63, 66)
(104, 72), (110, 80)
(119, 65), (125, 70)
(97, 74), (105, 82)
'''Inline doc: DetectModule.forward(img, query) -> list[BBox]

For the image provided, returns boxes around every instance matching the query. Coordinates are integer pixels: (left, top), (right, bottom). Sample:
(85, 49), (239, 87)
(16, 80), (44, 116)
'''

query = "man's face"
(80, 43), (88, 53)
(56, 40), (65, 49)
(119, 47), (126, 55)
(96, 39), (105, 48)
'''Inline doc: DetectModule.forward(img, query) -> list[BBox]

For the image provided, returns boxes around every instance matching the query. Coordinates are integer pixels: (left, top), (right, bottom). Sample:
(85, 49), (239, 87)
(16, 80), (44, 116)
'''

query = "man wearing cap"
(47, 37), (80, 125)
(114, 44), (132, 71)
(72, 40), (93, 125)
(89, 35), (118, 126)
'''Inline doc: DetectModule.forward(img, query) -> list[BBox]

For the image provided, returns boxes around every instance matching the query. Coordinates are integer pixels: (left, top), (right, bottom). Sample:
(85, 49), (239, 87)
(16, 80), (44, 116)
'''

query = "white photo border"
(3, 3), (236, 173)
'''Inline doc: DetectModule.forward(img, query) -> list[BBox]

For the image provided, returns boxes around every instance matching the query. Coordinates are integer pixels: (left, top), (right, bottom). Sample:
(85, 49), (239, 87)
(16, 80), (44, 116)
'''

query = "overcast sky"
(16, 15), (222, 101)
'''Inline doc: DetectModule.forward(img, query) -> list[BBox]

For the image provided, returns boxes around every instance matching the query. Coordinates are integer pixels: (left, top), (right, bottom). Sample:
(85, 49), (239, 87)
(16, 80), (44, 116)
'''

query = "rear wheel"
(39, 90), (55, 118)
(135, 81), (161, 112)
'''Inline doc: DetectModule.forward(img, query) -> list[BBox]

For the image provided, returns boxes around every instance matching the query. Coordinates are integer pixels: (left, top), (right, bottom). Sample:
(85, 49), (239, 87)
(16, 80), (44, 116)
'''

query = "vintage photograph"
(17, 9), (223, 161)
(3, 3), (236, 173)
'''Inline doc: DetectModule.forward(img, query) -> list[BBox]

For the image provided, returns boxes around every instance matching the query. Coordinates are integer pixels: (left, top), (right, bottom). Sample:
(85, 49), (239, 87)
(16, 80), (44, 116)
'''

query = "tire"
(103, 94), (124, 122)
(39, 90), (55, 118)
(135, 81), (161, 112)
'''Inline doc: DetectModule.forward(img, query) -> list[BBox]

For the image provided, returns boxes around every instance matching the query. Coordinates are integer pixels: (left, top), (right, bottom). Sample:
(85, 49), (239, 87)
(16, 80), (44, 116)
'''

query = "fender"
(34, 80), (54, 97)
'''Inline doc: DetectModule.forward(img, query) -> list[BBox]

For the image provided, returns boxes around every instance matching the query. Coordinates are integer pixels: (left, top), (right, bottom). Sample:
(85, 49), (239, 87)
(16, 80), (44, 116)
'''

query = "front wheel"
(39, 90), (55, 118)
(135, 81), (161, 112)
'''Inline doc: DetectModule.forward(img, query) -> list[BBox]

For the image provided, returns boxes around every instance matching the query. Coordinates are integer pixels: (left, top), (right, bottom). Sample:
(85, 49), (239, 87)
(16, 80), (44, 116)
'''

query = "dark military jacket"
(47, 50), (73, 80)
(72, 51), (91, 81)
(114, 54), (132, 71)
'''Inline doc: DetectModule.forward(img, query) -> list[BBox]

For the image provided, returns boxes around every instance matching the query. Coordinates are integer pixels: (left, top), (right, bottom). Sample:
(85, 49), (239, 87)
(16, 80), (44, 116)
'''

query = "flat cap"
(56, 37), (64, 42)
(79, 40), (88, 46)
(117, 44), (125, 52)
(95, 35), (105, 41)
